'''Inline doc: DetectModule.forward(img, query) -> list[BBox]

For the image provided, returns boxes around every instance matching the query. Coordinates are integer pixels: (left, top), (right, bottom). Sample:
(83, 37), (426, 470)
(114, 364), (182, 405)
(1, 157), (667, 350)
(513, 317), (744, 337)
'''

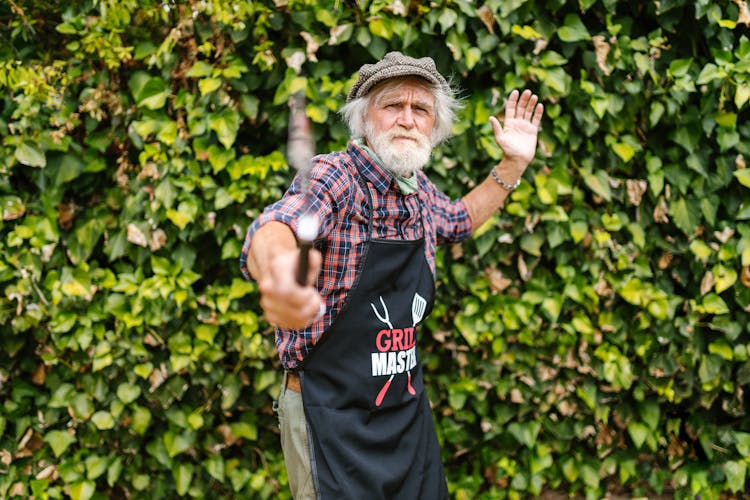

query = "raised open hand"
(489, 89), (544, 166)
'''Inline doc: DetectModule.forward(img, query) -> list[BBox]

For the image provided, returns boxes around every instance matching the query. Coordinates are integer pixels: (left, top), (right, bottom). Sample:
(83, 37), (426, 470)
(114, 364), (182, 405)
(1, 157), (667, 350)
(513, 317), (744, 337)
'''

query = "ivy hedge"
(1, 0), (750, 498)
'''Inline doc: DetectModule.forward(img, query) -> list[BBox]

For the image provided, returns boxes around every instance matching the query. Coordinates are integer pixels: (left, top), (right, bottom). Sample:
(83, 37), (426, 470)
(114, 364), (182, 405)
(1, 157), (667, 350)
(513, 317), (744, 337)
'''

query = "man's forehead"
(372, 78), (436, 104)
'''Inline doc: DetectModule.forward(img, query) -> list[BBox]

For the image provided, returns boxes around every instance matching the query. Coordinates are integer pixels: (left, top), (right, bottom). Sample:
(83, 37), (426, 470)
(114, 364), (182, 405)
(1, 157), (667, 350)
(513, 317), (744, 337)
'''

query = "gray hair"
(339, 76), (461, 147)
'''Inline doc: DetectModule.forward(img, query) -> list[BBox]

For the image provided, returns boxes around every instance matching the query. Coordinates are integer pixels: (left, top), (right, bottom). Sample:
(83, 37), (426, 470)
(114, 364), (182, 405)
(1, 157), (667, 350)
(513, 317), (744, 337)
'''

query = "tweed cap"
(346, 51), (450, 102)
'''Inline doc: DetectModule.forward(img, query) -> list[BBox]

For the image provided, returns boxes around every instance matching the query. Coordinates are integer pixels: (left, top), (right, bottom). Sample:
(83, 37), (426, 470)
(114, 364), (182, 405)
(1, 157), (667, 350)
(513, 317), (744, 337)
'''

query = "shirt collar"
(348, 140), (420, 195)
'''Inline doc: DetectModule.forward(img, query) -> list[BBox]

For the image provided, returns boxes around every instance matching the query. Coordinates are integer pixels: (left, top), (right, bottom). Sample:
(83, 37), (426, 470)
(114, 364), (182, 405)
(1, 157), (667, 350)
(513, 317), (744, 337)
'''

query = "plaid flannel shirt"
(240, 141), (472, 369)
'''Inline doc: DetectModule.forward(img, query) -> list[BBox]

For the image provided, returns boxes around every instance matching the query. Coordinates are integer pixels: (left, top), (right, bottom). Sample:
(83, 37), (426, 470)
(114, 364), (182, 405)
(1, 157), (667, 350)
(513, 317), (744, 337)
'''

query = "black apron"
(298, 168), (448, 499)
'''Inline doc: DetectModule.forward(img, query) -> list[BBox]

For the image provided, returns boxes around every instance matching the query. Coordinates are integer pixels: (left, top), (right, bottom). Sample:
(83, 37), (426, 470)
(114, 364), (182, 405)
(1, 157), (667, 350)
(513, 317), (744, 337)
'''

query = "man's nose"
(396, 106), (416, 128)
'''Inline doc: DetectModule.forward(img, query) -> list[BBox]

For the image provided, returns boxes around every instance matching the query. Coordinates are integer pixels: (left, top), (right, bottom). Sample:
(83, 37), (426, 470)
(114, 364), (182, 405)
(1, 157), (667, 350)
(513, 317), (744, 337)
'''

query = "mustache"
(385, 127), (429, 144)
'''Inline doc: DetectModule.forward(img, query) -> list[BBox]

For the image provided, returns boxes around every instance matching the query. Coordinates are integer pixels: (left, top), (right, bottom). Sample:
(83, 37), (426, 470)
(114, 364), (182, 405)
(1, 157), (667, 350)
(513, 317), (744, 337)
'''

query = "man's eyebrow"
(378, 93), (434, 110)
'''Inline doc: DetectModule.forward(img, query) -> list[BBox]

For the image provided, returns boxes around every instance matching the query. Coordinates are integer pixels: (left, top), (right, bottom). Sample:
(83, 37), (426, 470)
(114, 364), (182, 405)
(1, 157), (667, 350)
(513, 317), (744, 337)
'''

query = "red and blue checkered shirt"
(240, 141), (472, 369)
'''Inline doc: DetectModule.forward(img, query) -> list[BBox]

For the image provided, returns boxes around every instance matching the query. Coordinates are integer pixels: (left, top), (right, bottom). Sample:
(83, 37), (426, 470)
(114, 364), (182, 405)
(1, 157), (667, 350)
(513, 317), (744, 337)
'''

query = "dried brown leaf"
(701, 271), (715, 296)
(149, 228), (167, 251)
(486, 267), (512, 293)
(149, 363), (168, 392)
(714, 226), (734, 243)
(57, 202), (76, 230)
(658, 251), (673, 270)
(450, 243), (463, 260)
(10, 484), (25, 497)
(653, 197), (669, 224)
(626, 179), (648, 206)
(36, 464), (58, 481)
(284, 51), (305, 74)
(329, 25), (348, 45)
(383, 0), (407, 16)
(517, 254), (530, 281)
(127, 223), (148, 247)
(510, 388), (524, 403)
(300, 32), (319, 62)
(32, 364), (46, 385)
(737, 0), (750, 25)
(476, 4), (495, 34)
(592, 35), (612, 75)
(558, 399), (577, 416)
(741, 266), (750, 287)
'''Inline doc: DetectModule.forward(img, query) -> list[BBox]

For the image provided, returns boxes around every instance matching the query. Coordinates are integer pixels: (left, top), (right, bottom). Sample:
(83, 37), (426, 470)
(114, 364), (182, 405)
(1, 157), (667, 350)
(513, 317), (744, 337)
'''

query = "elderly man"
(240, 52), (543, 499)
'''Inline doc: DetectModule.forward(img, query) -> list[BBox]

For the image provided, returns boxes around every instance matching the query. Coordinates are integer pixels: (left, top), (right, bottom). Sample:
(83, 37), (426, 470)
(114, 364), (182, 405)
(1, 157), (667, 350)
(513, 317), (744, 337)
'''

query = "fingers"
(305, 249), (323, 286)
(523, 93), (538, 121)
(503, 89), (543, 125)
(259, 250), (323, 329)
(504, 89), (519, 122)
(531, 102), (544, 128)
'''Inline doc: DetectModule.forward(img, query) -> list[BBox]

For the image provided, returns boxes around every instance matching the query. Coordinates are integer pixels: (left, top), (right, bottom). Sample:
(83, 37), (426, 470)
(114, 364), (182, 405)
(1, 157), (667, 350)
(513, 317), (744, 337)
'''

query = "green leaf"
(131, 405), (152, 435)
(695, 62), (724, 84)
(44, 429), (76, 457)
(117, 383), (142, 404)
(208, 109), (240, 149)
(569, 220), (588, 243)
(205, 455), (225, 482)
(736, 81), (750, 108)
(618, 278), (644, 305)
(709, 341), (734, 361)
(697, 293), (730, 315)
(49, 384), (76, 408)
(1, 195), (26, 220)
(580, 169), (611, 201)
(134, 77), (170, 110)
(612, 142), (635, 162)
(51, 153), (84, 186)
(167, 200), (198, 230)
(557, 14), (590, 42)
(369, 18), (392, 39)
(507, 421), (541, 448)
(173, 463), (194, 496)
(639, 400), (660, 430)
(85, 454), (109, 480)
(229, 422), (258, 440)
(69, 481), (96, 500)
(725, 460), (747, 493)
(670, 197), (700, 235)
(164, 430), (194, 457)
(15, 142), (46, 167)
(734, 169), (750, 188)
(186, 61), (214, 78)
(91, 411), (115, 430)
(70, 393), (94, 420)
(199, 77), (222, 95)
(689, 240), (713, 260)
(668, 58), (693, 78)
(627, 421), (649, 449)
(713, 264), (737, 294)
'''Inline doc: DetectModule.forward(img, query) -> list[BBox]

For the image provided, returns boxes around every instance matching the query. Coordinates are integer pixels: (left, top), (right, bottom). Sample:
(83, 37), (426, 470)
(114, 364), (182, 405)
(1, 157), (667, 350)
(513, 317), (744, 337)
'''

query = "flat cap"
(346, 51), (450, 102)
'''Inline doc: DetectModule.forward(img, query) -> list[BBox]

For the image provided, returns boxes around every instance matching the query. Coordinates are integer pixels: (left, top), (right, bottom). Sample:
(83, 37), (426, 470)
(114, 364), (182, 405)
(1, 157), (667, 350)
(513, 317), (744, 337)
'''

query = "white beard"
(366, 125), (433, 178)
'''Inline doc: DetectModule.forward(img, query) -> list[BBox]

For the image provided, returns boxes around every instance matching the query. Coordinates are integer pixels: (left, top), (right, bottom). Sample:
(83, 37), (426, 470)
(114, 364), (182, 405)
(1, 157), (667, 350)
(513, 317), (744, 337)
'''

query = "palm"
(490, 89), (544, 165)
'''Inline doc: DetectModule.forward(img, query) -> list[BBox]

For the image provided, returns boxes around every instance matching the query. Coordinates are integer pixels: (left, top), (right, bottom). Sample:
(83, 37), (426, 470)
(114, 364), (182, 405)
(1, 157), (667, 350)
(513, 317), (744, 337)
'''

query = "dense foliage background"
(1, 0), (749, 498)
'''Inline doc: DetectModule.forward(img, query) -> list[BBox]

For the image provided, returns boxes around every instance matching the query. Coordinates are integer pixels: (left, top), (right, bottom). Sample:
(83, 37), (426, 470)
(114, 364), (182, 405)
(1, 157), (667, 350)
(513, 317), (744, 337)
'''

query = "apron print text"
(371, 328), (417, 376)
(370, 294), (424, 406)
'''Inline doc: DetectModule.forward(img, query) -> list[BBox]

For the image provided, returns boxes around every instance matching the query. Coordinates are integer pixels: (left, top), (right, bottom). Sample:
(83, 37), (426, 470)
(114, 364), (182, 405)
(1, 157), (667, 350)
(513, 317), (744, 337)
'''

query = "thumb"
(489, 116), (502, 137)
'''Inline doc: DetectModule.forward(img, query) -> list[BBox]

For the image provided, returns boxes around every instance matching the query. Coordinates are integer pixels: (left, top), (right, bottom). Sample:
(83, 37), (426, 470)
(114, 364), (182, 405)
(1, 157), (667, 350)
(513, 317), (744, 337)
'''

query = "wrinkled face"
(364, 77), (436, 178)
